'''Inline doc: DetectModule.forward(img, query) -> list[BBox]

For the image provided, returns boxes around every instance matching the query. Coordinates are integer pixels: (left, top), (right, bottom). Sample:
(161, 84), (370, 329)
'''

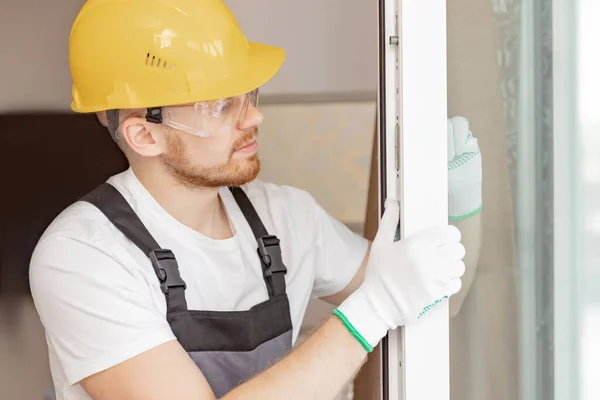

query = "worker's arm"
(319, 241), (370, 307)
(448, 213), (481, 316)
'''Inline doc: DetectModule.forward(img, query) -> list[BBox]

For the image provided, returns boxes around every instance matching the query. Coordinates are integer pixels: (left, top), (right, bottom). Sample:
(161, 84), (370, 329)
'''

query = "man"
(30, 1), (480, 399)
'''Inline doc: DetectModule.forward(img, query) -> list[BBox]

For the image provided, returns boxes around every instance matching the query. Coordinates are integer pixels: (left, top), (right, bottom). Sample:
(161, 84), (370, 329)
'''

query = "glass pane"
(446, 0), (553, 399)
(448, 0), (599, 399)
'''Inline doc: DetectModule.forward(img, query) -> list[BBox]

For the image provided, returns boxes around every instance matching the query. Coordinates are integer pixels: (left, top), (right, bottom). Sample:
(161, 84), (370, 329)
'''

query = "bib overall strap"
(228, 187), (287, 297)
(81, 183), (188, 313)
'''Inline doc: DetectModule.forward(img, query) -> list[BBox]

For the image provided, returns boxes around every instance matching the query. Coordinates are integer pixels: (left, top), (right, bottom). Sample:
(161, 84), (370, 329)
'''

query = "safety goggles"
(146, 88), (259, 137)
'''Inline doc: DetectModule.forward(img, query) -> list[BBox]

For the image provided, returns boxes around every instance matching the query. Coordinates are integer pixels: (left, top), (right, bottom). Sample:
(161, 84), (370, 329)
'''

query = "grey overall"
(77, 183), (294, 398)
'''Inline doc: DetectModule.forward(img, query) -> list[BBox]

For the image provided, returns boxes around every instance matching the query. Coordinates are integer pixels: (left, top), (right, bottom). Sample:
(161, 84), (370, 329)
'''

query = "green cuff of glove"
(448, 203), (483, 221)
(333, 308), (374, 353)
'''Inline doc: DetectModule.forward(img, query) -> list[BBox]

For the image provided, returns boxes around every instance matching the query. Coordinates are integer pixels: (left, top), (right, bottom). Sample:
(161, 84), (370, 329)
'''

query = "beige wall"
(258, 102), (375, 224)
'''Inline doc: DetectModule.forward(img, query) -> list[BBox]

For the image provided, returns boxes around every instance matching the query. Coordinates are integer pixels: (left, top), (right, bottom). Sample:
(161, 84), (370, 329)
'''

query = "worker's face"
(160, 103), (264, 188)
(120, 102), (264, 188)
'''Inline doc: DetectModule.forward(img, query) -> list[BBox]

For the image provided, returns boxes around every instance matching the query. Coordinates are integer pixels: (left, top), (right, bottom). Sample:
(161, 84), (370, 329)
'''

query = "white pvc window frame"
(377, 0), (449, 399)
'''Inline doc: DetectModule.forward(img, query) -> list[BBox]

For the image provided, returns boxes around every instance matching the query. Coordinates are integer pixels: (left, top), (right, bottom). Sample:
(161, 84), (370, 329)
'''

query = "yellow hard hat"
(69, 0), (285, 113)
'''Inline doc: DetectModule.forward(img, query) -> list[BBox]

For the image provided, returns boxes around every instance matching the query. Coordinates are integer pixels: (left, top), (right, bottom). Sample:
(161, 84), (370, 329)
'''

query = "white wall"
(0, 0), (377, 112)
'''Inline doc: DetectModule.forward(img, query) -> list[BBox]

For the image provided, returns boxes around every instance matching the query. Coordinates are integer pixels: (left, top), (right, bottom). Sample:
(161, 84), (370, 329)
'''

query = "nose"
(238, 104), (264, 130)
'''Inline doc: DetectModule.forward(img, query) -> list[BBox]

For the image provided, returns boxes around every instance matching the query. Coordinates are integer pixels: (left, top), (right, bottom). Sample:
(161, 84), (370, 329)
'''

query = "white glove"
(334, 200), (466, 351)
(447, 116), (483, 220)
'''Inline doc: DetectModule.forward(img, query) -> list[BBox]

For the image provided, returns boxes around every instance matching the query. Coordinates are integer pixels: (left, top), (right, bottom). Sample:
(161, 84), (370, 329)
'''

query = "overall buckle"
(257, 235), (287, 277)
(149, 249), (187, 294)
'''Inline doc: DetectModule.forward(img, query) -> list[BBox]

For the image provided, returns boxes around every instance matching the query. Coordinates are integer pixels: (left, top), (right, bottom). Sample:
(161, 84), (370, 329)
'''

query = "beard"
(160, 129), (261, 188)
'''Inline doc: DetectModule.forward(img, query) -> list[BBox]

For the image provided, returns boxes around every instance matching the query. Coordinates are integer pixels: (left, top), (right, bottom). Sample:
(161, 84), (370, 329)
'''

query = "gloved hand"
(447, 117), (483, 220)
(334, 200), (466, 351)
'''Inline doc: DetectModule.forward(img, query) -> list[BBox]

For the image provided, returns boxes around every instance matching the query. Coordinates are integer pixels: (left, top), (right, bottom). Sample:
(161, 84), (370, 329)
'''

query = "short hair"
(96, 109), (146, 153)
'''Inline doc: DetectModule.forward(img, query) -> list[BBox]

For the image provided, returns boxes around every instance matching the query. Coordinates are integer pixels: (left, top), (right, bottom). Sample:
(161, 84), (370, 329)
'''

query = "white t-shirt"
(29, 168), (369, 400)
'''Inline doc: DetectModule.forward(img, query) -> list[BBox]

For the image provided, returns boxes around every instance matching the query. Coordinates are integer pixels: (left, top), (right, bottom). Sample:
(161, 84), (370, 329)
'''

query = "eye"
(212, 98), (235, 115)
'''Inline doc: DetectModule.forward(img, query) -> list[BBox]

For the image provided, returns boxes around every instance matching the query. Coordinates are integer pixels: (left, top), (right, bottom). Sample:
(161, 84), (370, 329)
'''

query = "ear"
(120, 116), (167, 157)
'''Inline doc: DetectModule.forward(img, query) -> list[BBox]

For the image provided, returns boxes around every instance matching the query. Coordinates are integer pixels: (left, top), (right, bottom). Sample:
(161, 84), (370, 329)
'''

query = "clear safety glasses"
(146, 88), (259, 137)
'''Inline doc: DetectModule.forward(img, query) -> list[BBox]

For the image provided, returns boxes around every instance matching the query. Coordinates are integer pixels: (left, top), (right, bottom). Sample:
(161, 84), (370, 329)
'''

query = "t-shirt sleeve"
(29, 233), (176, 386)
(310, 202), (370, 298)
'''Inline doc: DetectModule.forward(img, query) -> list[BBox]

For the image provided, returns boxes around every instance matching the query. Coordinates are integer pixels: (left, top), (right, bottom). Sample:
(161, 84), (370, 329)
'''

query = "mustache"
(231, 128), (258, 151)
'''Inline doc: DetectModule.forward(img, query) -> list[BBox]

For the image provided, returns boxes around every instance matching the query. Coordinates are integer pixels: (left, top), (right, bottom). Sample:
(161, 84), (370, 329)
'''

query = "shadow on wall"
(0, 113), (128, 295)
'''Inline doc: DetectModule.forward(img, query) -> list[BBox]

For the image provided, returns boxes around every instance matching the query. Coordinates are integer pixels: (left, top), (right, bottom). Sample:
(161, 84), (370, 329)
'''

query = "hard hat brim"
(71, 41), (286, 113)
(220, 41), (286, 99)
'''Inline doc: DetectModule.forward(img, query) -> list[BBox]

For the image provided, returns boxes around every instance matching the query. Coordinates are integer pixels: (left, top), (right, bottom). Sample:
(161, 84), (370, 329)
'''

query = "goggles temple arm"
(146, 108), (163, 124)
(106, 109), (120, 141)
